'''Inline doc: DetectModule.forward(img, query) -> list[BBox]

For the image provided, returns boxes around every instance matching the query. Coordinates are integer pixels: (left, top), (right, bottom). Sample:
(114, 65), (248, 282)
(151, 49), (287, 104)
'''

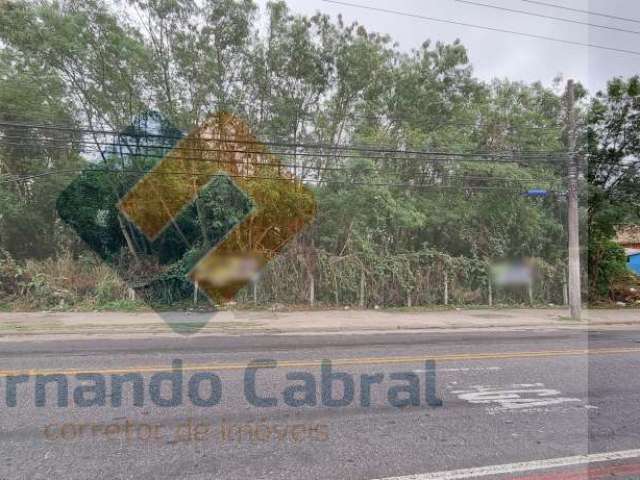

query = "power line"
(0, 135), (567, 161)
(0, 126), (566, 170)
(0, 166), (553, 185)
(321, 0), (640, 56)
(0, 135), (562, 187)
(455, 0), (640, 36)
(0, 117), (565, 147)
(0, 145), (561, 181)
(0, 122), (570, 159)
(0, 133), (569, 161)
(518, 0), (640, 25)
(0, 167), (553, 192)
(0, 144), (568, 175)
(0, 141), (568, 173)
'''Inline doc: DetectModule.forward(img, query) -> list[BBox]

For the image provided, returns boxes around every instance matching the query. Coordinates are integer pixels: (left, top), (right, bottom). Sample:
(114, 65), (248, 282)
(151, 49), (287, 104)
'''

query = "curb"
(0, 321), (638, 342)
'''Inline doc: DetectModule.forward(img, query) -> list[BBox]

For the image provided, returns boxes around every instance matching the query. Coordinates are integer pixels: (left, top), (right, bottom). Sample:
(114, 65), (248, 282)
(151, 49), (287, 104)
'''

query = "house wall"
(630, 254), (640, 275)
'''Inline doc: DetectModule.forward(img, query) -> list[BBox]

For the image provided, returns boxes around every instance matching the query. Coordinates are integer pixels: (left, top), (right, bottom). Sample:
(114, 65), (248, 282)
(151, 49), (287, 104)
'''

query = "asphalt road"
(1, 328), (640, 480)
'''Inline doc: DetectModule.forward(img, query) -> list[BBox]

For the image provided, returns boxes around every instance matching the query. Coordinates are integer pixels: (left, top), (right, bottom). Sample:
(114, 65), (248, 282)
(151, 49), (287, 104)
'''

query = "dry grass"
(2, 252), (131, 310)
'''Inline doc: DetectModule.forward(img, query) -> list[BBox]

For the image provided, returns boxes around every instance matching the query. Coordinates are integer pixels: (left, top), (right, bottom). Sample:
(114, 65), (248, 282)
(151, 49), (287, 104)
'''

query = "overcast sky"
(257, 0), (640, 95)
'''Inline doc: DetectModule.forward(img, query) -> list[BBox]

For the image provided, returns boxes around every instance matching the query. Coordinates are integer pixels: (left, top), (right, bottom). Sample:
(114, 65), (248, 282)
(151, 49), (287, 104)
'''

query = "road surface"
(1, 328), (640, 479)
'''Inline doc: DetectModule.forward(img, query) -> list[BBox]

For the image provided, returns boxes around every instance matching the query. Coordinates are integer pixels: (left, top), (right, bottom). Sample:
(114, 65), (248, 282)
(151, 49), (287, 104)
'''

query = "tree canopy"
(0, 0), (638, 306)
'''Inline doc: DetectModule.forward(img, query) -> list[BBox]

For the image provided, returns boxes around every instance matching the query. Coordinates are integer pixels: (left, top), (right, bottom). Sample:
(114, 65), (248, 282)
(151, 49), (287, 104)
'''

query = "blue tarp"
(629, 253), (640, 275)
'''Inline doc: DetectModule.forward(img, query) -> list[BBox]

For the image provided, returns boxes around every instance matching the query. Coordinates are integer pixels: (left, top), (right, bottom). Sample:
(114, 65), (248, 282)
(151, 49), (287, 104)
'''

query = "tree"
(0, 0), (580, 306)
(586, 76), (640, 299)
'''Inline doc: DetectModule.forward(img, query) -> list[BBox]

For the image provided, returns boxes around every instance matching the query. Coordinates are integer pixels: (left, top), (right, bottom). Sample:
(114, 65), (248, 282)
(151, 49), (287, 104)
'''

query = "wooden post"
(252, 278), (258, 304)
(488, 277), (493, 307)
(443, 270), (449, 306)
(528, 279), (534, 306)
(193, 281), (198, 305)
(309, 273), (315, 306)
(359, 268), (365, 308)
(562, 270), (569, 306)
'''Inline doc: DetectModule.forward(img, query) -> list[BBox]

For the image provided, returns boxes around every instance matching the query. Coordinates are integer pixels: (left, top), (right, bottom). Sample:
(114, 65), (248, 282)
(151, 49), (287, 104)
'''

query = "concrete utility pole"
(566, 80), (582, 320)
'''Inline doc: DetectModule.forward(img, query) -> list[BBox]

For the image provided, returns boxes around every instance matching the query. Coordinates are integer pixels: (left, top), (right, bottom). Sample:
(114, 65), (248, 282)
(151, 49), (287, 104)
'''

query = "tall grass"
(0, 251), (133, 310)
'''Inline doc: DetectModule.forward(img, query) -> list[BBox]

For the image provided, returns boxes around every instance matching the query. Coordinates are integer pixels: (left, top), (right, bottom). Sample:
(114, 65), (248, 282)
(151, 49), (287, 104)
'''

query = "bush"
(0, 252), (130, 310)
(589, 238), (631, 301)
(0, 249), (30, 298)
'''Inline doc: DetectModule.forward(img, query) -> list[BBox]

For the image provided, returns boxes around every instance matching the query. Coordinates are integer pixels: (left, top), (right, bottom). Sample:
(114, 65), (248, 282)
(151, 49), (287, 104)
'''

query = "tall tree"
(586, 77), (640, 298)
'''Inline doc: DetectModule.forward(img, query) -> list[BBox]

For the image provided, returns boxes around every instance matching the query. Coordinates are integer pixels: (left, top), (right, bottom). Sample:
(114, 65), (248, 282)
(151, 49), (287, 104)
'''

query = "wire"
(0, 167), (553, 192)
(0, 166), (553, 184)
(321, 0), (640, 56)
(0, 134), (570, 163)
(518, 0), (640, 25)
(0, 142), (557, 181)
(0, 133), (562, 185)
(0, 122), (566, 165)
(455, 0), (640, 36)
(0, 136), (568, 162)
(0, 122), (570, 159)
(0, 142), (568, 176)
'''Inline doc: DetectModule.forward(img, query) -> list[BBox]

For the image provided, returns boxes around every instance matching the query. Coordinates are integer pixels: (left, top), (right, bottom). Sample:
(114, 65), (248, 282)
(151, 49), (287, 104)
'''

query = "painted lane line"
(369, 449), (640, 480)
(1, 347), (639, 378)
(413, 367), (502, 373)
(509, 461), (640, 480)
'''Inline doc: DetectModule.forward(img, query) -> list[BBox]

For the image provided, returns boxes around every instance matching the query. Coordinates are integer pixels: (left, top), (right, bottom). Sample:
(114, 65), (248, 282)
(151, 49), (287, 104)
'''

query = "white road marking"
(451, 383), (581, 410)
(369, 448), (640, 480)
(412, 367), (501, 373)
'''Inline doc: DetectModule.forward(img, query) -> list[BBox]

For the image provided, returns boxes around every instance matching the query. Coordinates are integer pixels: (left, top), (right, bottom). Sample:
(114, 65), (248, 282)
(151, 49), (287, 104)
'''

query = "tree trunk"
(118, 214), (139, 261)
(195, 194), (210, 246)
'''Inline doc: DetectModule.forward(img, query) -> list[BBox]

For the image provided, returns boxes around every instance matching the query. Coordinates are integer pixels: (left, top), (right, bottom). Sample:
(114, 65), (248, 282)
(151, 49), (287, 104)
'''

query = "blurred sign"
(523, 189), (549, 198)
(491, 262), (533, 286)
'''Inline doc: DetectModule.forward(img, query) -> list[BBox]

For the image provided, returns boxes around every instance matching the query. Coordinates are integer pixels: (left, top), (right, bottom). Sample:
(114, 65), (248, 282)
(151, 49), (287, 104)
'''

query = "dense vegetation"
(0, 0), (638, 310)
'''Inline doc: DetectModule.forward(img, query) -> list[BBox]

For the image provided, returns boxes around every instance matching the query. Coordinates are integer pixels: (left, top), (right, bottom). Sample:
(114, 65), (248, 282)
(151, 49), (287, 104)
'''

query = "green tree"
(586, 76), (640, 299)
